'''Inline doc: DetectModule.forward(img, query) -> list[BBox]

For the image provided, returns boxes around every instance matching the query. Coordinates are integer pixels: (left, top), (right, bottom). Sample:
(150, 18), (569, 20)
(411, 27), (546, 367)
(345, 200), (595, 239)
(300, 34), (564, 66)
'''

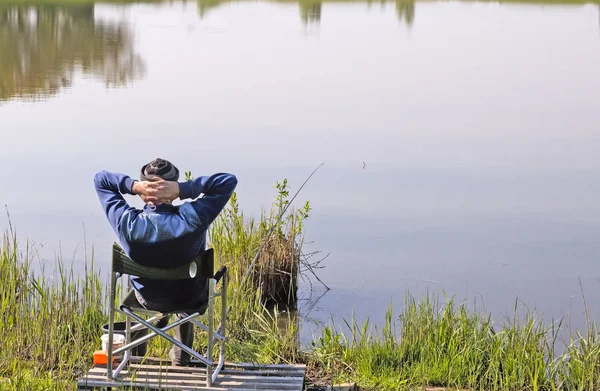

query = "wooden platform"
(77, 358), (306, 391)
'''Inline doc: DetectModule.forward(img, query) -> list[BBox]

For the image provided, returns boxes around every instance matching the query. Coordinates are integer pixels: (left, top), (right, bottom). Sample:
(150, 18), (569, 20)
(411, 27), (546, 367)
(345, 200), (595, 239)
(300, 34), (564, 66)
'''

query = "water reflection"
(0, 5), (145, 103)
(396, 0), (414, 26)
(197, 0), (415, 25)
(299, 0), (321, 24)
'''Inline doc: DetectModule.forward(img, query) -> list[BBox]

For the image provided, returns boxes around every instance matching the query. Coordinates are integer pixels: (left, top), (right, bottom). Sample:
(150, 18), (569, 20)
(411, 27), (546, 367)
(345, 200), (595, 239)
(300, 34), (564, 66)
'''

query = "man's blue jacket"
(94, 171), (237, 305)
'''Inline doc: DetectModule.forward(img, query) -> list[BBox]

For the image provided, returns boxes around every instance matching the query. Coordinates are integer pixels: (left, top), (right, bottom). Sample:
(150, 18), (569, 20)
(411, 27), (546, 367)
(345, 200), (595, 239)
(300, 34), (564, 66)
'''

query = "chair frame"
(106, 243), (228, 387)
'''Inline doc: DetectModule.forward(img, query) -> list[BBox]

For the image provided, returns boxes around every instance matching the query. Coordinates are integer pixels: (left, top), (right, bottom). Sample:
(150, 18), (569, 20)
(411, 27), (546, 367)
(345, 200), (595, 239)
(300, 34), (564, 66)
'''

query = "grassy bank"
(0, 182), (308, 390)
(312, 297), (600, 390)
(3, 187), (600, 390)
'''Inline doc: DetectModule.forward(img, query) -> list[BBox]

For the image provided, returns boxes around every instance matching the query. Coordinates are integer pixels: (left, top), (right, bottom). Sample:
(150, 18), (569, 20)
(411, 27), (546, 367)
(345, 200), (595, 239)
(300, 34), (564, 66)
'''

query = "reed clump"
(210, 179), (311, 310)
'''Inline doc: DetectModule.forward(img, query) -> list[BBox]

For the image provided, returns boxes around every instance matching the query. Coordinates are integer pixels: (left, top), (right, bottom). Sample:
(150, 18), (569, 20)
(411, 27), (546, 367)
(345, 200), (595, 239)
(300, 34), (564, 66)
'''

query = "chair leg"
(208, 270), (228, 385)
(126, 276), (132, 351)
(113, 278), (133, 379)
(112, 349), (130, 379)
(206, 278), (215, 387)
(122, 308), (213, 366)
(219, 270), (227, 367)
(106, 272), (118, 380)
(209, 270), (227, 385)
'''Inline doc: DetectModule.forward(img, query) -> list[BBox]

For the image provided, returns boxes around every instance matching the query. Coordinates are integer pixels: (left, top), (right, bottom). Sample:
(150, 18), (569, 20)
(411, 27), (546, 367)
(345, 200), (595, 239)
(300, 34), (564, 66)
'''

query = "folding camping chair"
(105, 243), (228, 387)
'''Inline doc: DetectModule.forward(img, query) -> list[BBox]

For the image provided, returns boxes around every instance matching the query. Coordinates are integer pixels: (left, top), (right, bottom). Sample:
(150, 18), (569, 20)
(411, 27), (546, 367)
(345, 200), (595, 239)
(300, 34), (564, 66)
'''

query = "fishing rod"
(226, 162), (324, 315)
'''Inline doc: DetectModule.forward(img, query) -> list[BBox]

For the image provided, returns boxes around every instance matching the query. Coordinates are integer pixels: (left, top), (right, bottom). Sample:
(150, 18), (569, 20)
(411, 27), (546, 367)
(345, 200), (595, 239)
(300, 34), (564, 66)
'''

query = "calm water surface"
(1, 1), (600, 339)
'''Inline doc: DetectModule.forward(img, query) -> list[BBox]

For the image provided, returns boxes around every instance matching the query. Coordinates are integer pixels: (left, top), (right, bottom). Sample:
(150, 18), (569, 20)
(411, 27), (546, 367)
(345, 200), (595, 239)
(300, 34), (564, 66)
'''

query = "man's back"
(118, 202), (206, 267)
(94, 168), (237, 307)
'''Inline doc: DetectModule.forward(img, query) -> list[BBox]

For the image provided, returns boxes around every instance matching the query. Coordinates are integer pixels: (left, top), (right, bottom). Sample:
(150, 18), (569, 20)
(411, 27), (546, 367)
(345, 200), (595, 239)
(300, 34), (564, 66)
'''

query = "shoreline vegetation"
(2, 187), (600, 390)
(1, 0), (599, 5)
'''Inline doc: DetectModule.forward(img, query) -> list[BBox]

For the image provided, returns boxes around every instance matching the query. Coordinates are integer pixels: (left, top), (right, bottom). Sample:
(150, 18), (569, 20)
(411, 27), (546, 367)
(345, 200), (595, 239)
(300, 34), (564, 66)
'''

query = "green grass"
(310, 295), (600, 390)
(3, 186), (600, 390)
(0, 236), (106, 390)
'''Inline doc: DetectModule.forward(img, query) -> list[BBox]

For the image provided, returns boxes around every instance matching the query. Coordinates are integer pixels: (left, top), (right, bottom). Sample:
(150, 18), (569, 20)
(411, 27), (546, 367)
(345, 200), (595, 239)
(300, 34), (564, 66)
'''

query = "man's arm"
(94, 171), (164, 228)
(178, 173), (238, 227)
(94, 171), (139, 230)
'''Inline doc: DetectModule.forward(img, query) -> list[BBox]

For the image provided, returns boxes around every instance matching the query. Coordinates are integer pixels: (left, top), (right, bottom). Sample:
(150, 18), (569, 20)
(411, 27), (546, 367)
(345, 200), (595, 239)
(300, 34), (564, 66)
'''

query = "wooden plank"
(79, 377), (302, 391)
(220, 369), (304, 377)
(83, 371), (303, 386)
(78, 361), (305, 391)
(81, 375), (303, 390)
(86, 365), (304, 380)
(128, 371), (303, 384)
(128, 363), (305, 376)
(224, 362), (306, 370)
(132, 357), (306, 371)
(79, 383), (297, 391)
(78, 378), (219, 390)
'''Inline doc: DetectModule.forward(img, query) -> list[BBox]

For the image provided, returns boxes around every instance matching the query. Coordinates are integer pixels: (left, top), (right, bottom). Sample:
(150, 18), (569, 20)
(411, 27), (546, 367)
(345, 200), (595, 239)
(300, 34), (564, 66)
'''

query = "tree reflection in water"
(396, 0), (414, 26)
(197, 0), (415, 26)
(299, 0), (321, 24)
(0, 5), (145, 102)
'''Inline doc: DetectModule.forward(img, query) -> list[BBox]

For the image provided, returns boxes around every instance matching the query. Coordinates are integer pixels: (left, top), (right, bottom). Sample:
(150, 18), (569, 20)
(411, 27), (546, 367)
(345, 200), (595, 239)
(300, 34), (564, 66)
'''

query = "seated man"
(94, 158), (237, 365)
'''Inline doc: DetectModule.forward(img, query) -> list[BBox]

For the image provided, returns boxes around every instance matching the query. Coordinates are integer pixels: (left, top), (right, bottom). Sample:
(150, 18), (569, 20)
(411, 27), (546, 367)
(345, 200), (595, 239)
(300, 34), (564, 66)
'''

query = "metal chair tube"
(107, 272), (118, 379)
(112, 312), (202, 356)
(122, 307), (213, 366)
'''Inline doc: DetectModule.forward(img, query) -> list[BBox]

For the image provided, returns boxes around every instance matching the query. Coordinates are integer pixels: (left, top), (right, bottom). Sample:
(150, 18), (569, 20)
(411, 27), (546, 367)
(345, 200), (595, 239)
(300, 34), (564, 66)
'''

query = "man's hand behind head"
(132, 177), (180, 206)
(132, 178), (160, 206)
(153, 179), (180, 205)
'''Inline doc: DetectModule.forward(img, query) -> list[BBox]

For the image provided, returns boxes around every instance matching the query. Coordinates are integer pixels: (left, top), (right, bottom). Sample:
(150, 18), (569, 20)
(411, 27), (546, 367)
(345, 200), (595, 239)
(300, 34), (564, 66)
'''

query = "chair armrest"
(214, 266), (227, 283)
(112, 243), (210, 280)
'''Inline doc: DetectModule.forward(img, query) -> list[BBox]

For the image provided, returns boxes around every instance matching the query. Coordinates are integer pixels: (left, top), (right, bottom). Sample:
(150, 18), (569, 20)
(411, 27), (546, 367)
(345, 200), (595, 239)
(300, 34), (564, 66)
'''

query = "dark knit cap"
(140, 158), (180, 182)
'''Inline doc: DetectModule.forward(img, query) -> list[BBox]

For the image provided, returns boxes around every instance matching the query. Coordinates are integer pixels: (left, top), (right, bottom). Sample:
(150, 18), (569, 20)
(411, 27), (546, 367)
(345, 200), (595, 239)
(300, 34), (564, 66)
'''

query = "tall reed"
(0, 233), (106, 390)
(211, 180), (310, 309)
(311, 294), (600, 390)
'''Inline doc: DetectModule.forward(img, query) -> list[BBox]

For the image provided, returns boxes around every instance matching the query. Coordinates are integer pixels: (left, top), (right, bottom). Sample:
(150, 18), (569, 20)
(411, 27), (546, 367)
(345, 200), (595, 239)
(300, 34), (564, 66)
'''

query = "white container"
(101, 333), (126, 355)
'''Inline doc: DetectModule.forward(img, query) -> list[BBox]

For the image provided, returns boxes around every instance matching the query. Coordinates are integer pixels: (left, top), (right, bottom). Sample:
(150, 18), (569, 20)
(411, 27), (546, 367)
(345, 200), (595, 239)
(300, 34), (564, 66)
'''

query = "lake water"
(1, 0), (600, 341)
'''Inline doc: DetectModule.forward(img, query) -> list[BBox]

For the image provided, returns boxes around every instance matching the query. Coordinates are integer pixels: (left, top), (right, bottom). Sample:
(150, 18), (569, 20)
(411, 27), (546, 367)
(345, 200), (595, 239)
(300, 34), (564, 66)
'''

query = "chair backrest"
(112, 243), (214, 280)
